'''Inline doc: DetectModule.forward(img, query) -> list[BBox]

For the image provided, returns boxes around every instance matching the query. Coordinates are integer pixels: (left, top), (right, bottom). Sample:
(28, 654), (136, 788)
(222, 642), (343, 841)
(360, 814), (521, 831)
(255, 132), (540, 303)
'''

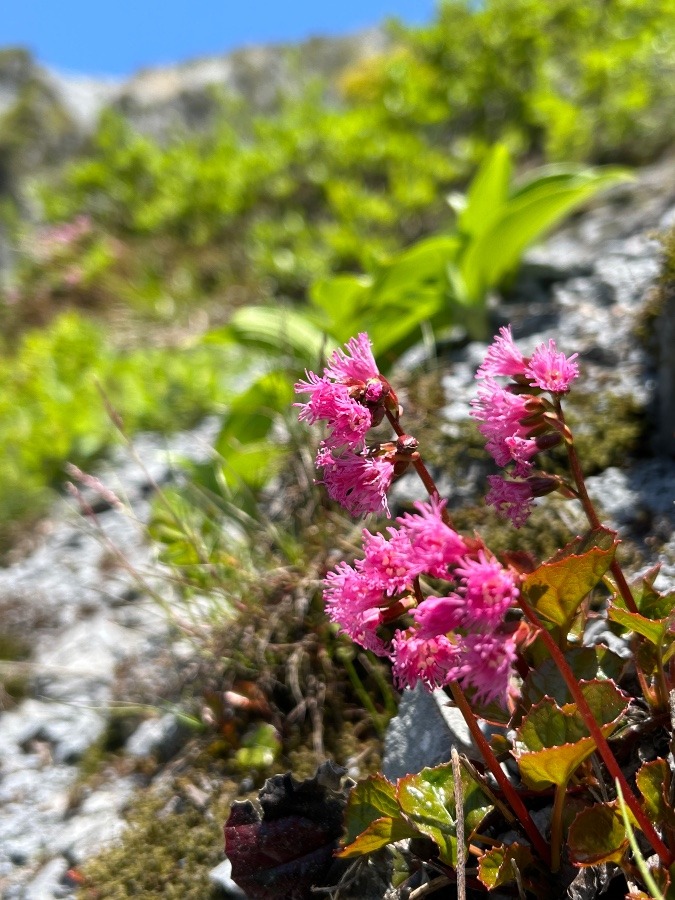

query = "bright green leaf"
(457, 143), (512, 240)
(396, 762), (493, 866)
(227, 306), (330, 364)
(337, 816), (420, 858)
(608, 604), (670, 647)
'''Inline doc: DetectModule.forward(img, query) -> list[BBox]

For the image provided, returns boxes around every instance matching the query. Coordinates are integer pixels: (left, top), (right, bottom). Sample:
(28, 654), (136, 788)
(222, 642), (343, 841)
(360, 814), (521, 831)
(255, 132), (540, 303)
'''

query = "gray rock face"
(0, 421), (217, 899)
(382, 685), (479, 781)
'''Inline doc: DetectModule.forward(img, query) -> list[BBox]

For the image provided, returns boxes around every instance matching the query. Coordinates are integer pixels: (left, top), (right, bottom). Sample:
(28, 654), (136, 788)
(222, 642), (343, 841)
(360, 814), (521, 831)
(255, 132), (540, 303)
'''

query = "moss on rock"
(78, 778), (239, 900)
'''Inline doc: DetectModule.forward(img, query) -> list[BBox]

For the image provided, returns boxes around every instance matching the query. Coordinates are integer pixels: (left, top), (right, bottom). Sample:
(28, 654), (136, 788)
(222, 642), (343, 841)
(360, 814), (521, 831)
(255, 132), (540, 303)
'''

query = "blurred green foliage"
(0, 310), (241, 543)
(1, 0), (673, 543)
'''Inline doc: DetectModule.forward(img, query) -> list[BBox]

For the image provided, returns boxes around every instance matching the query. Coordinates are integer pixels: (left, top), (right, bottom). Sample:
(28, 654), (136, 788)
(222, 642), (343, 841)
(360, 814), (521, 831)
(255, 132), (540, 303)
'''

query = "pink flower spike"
(359, 529), (416, 596)
(485, 475), (535, 528)
(476, 326), (527, 379)
(454, 550), (520, 626)
(294, 374), (372, 450)
(471, 378), (531, 467)
(461, 633), (517, 707)
(323, 561), (388, 655)
(391, 629), (467, 691)
(324, 333), (379, 383)
(316, 445), (394, 518)
(525, 340), (579, 393)
(396, 498), (467, 577)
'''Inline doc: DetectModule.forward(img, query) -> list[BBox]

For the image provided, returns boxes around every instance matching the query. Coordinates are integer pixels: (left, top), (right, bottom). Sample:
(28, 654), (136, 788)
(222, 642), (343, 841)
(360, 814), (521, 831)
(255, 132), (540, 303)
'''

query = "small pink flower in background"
(476, 325), (527, 379)
(463, 633), (517, 706)
(485, 476), (534, 528)
(396, 498), (467, 577)
(454, 550), (520, 626)
(525, 340), (579, 393)
(473, 327), (580, 527)
(295, 332), (403, 513)
(315, 444), (394, 518)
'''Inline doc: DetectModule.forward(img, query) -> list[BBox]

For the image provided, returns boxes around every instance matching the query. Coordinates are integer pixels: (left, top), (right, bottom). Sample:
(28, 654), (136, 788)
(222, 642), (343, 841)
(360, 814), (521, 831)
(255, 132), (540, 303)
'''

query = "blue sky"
(1, 2), (437, 78)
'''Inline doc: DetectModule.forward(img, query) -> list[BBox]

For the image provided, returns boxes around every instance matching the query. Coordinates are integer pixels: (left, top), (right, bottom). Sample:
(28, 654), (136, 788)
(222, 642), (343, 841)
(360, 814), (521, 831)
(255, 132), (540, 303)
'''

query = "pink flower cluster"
(295, 334), (404, 517)
(471, 327), (579, 527)
(324, 498), (519, 706)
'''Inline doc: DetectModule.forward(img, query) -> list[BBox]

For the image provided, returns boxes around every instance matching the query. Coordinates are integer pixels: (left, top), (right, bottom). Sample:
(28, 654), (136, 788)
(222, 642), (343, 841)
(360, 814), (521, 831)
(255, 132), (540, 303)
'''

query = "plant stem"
(385, 408), (454, 527)
(448, 683), (552, 867)
(549, 783), (567, 873)
(519, 595), (674, 868)
(556, 400), (639, 615)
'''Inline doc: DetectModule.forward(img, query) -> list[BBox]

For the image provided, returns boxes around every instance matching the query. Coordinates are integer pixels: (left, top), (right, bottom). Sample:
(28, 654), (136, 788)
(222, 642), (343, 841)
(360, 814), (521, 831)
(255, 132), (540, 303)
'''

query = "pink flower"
(295, 332), (397, 457)
(391, 629), (467, 691)
(396, 498), (467, 577)
(324, 332), (379, 383)
(323, 561), (388, 655)
(412, 595), (464, 638)
(485, 475), (534, 527)
(359, 528), (416, 595)
(471, 378), (533, 468)
(525, 340), (579, 393)
(461, 633), (517, 706)
(295, 373), (372, 449)
(454, 551), (520, 626)
(476, 326), (527, 379)
(316, 445), (394, 518)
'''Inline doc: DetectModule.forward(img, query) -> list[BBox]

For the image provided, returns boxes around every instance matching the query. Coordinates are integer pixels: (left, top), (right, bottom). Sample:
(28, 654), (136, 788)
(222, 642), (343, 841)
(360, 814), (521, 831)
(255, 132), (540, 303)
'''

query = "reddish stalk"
(519, 595), (674, 868)
(555, 401), (639, 616)
(385, 409), (454, 527)
(449, 683), (551, 867)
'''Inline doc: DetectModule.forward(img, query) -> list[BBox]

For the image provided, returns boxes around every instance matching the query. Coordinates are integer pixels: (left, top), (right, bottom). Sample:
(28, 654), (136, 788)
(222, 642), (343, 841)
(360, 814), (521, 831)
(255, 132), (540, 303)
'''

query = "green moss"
(563, 384), (644, 475)
(78, 780), (239, 899)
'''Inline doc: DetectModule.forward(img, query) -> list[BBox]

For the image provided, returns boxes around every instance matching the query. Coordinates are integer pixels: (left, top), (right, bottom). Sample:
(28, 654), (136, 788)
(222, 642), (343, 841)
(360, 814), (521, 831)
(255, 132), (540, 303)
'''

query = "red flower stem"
(384, 409), (454, 527)
(448, 683), (552, 867)
(555, 400), (639, 615)
(519, 595), (674, 868)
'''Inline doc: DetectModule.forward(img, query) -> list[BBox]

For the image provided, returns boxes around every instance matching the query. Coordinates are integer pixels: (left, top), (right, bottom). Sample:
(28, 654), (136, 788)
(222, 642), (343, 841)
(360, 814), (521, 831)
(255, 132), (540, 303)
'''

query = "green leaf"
(608, 603), (670, 647)
(396, 762), (493, 866)
(628, 568), (675, 620)
(337, 816), (420, 858)
(523, 528), (618, 631)
(457, 143), (511, 240)
(636, 759), (675, 829)
(309, 274), (373, 341)
(478, 843), (535, 889)
(568, 803), (628, 866)
(522, 646), (625, 708)
(216, 371), (293, 449)
(227, 306), (330, 364)
(460, 166), (630, 302)
(515, 680), (628, 790)
(338, 773), (425, 859)
(341, 774), (401, 846)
